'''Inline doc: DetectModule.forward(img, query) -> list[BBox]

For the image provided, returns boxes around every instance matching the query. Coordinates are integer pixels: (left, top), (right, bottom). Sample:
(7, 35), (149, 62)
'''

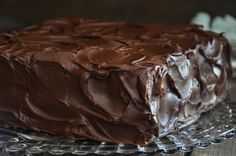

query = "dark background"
(0, 0), (236, 31)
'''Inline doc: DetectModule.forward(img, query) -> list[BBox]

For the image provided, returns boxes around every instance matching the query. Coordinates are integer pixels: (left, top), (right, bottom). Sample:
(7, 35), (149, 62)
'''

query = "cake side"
(151, 38), (231, 136)
(0, 19), (232, 144)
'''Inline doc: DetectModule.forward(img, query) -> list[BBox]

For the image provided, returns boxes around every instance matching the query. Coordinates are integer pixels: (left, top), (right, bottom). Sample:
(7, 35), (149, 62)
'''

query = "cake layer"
(0, 19), (232, 144)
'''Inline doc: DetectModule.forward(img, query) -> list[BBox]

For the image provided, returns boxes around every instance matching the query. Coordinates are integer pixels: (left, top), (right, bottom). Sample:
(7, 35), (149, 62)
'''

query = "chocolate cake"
(0, 19), (232, 145)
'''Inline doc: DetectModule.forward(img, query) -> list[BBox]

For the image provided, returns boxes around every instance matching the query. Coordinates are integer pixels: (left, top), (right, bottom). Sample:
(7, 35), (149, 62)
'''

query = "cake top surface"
(0, 18), (224, 69)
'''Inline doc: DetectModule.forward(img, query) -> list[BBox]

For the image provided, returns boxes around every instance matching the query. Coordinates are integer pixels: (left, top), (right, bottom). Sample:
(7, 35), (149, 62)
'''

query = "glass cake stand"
(0, 101), (235, 156)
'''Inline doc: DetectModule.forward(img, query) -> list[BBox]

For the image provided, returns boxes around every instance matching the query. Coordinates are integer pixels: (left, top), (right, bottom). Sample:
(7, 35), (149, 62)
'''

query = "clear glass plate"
(0, 101), (235, 155)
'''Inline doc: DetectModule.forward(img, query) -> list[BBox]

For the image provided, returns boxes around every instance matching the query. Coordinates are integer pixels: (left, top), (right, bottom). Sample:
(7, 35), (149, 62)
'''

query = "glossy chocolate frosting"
(0, 18), (232, 145)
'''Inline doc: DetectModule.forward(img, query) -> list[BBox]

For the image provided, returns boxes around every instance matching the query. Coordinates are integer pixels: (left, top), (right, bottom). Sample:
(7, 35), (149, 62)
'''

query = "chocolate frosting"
(0, 18), (232, 145)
